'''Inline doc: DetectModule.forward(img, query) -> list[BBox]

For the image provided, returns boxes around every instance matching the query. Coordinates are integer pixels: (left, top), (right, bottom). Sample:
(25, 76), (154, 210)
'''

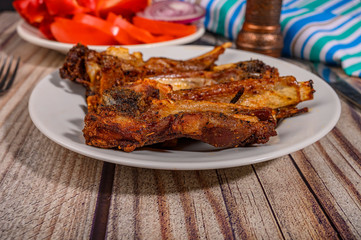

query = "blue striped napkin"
(187, 0), (361, 77)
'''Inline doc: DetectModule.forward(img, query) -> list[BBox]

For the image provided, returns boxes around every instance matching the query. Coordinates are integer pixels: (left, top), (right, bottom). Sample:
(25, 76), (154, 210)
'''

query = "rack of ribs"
(59, 43), (314, 152)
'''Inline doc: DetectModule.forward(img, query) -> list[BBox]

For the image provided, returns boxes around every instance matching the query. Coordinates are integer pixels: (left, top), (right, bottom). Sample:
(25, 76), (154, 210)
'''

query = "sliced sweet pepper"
(108, 13), (174, 44)
(72, 13), (138, 45)
(13, 0), (49, 26)
(38, 15), (55, 39)
(97, 0), (149, 18)
(132, 16), (197, 38)
(73, 13), (117, 35)
(77, 0), (97, 13)
(44, 0), (86, 16)
(50, 17), (118, 45)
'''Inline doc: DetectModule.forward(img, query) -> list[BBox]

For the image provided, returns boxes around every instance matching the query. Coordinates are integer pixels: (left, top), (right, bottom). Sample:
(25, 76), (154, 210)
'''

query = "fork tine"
(4, 57), (20, 91)
(0, 56), (20, 92)
(0, 56), (14, 89)
(0, 56), (5, 79)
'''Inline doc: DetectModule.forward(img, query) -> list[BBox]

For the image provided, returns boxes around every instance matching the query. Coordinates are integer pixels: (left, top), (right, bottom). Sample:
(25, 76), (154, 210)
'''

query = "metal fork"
(0, 55), (20, 94)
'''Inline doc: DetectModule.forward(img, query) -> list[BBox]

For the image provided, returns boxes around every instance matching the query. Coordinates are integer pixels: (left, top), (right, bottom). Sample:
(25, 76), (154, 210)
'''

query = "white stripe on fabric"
(319, 26), (361, 62)
(332, 0), (359, 14)
(340, 4), (361, 15)
(224, 2), (241, 39)
(316, 0), (345, 12)
(281, 10), (322, 41)
(232, 5), (245, 40)
(283, 0), (303, 9)
(349, 69), (361, 76)
(341, 68), (361, 77)
(302, 15), (360, 59)
(207, 0), (223, 32)
(293, 15), (349, 58)
(292, 0), (315, 8)
(334, 43), (361, 63)
(341, 55), (361, 68)
(280, 8), (307, 21)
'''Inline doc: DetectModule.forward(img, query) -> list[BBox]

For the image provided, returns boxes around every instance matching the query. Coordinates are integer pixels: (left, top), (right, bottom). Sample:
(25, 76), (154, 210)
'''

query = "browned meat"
(83, 84), (277, 152)
(59, 42), (232, 90)
(59, 43), (315, 152)
(170, 76), (314, 109)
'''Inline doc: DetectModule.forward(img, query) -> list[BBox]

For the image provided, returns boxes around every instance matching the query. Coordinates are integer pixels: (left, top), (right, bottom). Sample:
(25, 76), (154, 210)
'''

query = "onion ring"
(137, 1), (206, 24)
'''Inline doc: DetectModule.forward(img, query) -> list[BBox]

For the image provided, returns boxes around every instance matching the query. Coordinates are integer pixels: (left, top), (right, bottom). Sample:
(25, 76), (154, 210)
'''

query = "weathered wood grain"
(291, 101), (361, 239)
(254, 156), (339, 239)
(0, 13), (103, 239)
(106, 166), (285, 239)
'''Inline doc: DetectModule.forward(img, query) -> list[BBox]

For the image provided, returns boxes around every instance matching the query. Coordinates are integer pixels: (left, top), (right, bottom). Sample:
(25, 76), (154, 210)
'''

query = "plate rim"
(16, 19), (206, 54)
(28, 45), (341, 170)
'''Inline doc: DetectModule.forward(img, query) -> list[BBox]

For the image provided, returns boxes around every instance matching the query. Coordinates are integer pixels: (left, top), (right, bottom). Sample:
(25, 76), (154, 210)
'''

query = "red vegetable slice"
(77, 0), (97, 13)
(13, 0), (49, 26)
(97, 0), (149, 18)
(50, 17), (118, 45)
(73, 13), (118, 35)
(109, 13), (173, 44)
(38, 15), (55, 39)
(137, 0), (205, 24)
(44, 0), (86, 16)
(133, 16), (197, 37)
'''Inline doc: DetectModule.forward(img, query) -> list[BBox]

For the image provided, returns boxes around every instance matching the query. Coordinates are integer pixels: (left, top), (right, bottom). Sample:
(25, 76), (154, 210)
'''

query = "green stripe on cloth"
(281, 9), (310, 32)
(300, 0), (327, 10)
(192, 0), (361, 77)
(343, 63), (361, 76)
(340, 2), (361, 15)
(209, 0), (224, 33)
(342, 52), (361, 75)
(215, 0), (238, 36)
(309, 20), (361, 61)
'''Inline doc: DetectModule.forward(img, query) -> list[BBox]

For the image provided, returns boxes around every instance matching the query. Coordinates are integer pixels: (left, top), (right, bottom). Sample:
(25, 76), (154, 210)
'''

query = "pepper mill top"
(236, 0), (283, 57)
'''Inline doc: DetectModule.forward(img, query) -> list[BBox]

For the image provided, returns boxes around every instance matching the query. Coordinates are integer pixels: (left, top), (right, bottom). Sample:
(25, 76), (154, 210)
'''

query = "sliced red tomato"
(133, 16), (197, 38)
(50, 17), (118, 45)
(13, 0), (49, 26)
(97, 0), (149, 18)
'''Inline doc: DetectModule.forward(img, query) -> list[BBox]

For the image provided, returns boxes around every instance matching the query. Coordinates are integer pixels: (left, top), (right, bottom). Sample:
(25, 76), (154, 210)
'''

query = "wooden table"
(1, 12), (361, 239)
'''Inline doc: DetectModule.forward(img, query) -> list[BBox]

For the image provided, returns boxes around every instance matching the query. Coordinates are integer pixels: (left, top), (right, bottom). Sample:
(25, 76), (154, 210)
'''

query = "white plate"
(16, 20), (205, 54)
(28, 46), (341, 170)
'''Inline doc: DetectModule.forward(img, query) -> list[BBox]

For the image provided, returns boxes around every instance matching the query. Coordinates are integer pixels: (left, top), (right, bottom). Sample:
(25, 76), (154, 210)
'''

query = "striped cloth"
(186, 0), (361, 77)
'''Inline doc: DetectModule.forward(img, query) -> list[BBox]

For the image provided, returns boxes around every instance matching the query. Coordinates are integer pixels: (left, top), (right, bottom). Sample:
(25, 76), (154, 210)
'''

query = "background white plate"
(17, 20), (205, 54)
(28, 46), (341, 170)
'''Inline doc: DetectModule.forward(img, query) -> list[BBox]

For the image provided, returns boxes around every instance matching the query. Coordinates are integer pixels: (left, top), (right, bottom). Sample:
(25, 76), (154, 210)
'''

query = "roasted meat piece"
(59, 43), (315, 152)
(170, 76), (314, 109)
(147, 60), (279, 90)
(84, 83), (277, 152)
(59, 43), (282, 109)
(59, 42), (232, 90)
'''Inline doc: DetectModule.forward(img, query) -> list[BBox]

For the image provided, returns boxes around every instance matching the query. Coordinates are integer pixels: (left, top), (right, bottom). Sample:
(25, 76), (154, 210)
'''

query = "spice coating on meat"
(59, 43), (315, 152)
(84, 84), (277, 152)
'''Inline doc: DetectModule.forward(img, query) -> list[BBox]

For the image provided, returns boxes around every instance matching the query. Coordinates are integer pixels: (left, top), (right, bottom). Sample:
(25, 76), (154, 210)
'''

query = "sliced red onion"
(137, 1), (205, 24)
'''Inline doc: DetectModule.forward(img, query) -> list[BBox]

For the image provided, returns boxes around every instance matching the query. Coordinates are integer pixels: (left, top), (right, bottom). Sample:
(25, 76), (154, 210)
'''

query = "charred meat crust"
(83, 86), (277, 152)
(84, 108), (277, 152)
(59, 43), (314, 152)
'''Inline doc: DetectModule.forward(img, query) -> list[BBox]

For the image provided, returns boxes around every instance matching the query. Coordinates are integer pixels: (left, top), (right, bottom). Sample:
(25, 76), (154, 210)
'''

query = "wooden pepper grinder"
(236, 0), (283, 57)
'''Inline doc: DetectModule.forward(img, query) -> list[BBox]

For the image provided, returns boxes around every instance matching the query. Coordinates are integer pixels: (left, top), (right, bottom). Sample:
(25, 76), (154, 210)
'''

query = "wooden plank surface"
(0, 13), (103, 239)
(291, 101), (361, 239)
(1, 11), (361, 239)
